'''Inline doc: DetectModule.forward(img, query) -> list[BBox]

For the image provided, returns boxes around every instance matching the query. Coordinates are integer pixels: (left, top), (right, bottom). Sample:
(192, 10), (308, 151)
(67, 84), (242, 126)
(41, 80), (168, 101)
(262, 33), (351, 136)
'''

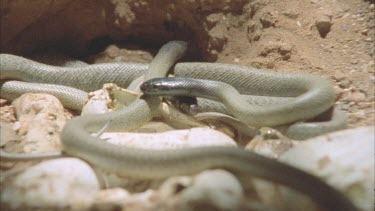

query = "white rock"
(82, 83), (140, 116)
(102, 127), (237, 150)
(280, 126), (374, 211)
(11, 93), (66, 153)
(173, 170), (244, 211)
(91, 188), (158, 211)
(82, 89), (112, 115)
(1, 158), (100, 210)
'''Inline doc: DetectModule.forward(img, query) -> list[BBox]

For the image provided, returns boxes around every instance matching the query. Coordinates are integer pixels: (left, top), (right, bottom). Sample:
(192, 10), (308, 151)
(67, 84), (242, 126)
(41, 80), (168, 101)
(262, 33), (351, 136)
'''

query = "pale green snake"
(0, 41), (356, 210)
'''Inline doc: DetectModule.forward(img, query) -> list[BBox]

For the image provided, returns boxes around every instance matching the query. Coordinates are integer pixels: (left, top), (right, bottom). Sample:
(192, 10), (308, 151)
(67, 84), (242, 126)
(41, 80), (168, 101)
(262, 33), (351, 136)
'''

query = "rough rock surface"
(4, 93), (66, 154)
(280, 126), (374, 211)
(175, 170), (243, 211)
(1, 158), (100, 210)
(242, 126), (374, 211)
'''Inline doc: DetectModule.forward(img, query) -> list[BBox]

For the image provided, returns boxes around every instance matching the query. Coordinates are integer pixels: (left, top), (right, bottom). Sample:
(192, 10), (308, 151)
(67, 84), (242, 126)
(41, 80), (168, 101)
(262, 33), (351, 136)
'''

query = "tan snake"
(0, 41), (356, 210)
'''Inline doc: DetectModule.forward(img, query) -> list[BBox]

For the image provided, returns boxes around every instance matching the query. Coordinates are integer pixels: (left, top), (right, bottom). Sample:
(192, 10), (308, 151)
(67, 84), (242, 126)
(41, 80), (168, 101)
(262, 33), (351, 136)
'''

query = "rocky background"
(1, 0), (374, 127)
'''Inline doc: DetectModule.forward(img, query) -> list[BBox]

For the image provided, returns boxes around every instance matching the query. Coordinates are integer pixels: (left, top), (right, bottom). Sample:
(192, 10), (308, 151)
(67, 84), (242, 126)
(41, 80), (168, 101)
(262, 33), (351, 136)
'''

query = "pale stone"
(11, 93), (66, 153)
(102, 127), (237, 150)
(1, 158), (100, 210)
(280, 126), (374, 211)
(160, 170), (243, 211)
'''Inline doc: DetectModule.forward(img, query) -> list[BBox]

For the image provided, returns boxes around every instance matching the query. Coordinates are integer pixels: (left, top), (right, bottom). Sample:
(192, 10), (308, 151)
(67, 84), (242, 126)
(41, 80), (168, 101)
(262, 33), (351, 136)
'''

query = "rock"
(82, 87), (113, 116)
(351, 110), (366, 121)
(279, 43), (293, 59)
(90, 188), (159, 211)
(161, 170), (244, 211)
(104, 45), (120, 58)
(316, 15), (332, 38)
(246, 20), (261, 42)
(280, 126), (374, 211)
(208, 25), (228, 51)
(158, 176), (193, 201)
(205, 13), (223, 29)
(282, 10), (299, 19)
(103, 127), (237, 150)
(333, 86), (345, 98)
(259, 12), (277, 28)
(1, 158), (100, 210)
(0, 105), (16, 123)
(345, 90), (366, 103)
(11, 93), (66, 153)
(357, 102), (371, 109)
(0, 122), (19, 147)
(366, 60), (374, 73)
(360, 29), (368, 36)
(259, 41), (293, 60)
(365, 37), (373, 42)
(338, 79), (351, 89)
(331, 70), (347, 82)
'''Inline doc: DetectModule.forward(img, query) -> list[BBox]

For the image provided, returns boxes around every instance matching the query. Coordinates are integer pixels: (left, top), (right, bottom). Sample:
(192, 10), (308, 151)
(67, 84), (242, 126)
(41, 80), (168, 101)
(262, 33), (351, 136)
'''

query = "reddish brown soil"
(1, 0), (374, 127)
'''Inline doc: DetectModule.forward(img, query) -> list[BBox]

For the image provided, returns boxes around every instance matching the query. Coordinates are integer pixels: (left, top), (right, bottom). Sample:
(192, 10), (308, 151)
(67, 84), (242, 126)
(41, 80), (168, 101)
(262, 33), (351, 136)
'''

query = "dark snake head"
(140, 78), (159, 94)
(140, 77), (189, 96)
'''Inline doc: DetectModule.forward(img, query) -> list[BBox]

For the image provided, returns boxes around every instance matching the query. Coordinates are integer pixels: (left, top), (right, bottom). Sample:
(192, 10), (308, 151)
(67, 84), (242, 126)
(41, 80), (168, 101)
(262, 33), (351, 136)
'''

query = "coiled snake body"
(0, 41), (355, 211)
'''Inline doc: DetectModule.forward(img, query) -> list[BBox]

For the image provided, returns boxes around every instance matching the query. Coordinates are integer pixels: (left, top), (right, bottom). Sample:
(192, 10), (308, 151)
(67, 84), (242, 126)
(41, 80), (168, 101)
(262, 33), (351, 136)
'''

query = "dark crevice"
(86, 36), (115, 55)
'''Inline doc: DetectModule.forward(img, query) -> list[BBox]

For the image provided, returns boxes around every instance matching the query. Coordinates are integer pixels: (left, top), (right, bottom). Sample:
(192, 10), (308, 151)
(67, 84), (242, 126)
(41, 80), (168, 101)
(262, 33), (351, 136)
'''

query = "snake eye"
(140, 81), (157, 94)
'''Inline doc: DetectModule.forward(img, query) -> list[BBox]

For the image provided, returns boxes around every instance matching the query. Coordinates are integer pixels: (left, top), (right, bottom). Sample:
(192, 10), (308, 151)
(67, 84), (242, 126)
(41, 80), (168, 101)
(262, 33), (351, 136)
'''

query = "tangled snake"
(0, 41), (356, 211)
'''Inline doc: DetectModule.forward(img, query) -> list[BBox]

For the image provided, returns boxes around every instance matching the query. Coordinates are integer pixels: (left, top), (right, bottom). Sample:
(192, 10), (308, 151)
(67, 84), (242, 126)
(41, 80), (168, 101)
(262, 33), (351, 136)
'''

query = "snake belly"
(0, 42), (356, 211)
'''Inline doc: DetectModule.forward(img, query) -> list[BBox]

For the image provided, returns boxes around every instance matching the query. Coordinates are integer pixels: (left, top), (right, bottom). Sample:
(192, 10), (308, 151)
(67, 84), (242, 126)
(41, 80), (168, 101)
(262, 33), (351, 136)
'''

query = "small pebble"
(361, 29), (368, 36)
(357, 102), (371, 109)
(347, 91), (367, 103)
(316, 15), (332, 38)
(176, 170), (243, 211)
(332, 71), (347, 81)
(338, 79), (351, 89)
(334, 86), (345, 98)
(105, 45), (120, 58)
(206, 13), (223, 29)
(351, 110), (366, 120)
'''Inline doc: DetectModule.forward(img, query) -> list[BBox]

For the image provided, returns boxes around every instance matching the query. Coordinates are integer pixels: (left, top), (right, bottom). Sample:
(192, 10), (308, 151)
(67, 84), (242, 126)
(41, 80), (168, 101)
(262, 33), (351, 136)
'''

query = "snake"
(0, 41), (356, 211)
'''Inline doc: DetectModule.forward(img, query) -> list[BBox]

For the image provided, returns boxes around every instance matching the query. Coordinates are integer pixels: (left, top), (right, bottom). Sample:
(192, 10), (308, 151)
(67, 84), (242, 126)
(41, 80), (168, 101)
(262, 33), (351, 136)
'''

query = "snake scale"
(0, 41), (356, 211)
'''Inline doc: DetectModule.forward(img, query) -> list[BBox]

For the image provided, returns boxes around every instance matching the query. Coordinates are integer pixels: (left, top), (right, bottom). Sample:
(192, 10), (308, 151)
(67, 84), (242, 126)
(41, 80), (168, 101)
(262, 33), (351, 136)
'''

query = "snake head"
(140, 78), (161, 94)
(140, 77), (189, 96)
